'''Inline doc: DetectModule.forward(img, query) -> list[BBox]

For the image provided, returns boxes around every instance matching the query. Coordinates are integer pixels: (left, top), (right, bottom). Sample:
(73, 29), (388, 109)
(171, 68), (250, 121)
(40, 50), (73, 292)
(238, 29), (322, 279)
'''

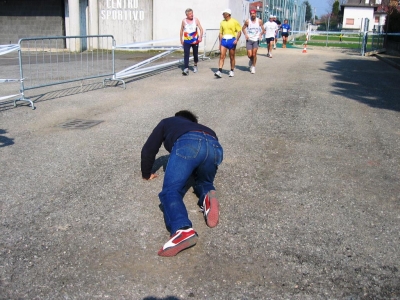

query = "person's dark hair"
(175, 110), (198, 123)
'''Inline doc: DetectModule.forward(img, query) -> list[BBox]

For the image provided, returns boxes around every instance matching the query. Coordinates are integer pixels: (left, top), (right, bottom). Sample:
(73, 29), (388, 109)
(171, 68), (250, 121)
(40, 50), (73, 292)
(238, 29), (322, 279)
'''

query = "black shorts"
(266, 37), (274, 44)
(282, 33), (289, 37)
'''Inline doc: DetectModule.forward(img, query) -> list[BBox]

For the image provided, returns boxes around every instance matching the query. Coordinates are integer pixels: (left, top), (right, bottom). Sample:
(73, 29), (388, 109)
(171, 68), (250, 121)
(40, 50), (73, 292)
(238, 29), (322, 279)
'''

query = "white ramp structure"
(107, 38), (204, 88)
(0, 44), (28, 107)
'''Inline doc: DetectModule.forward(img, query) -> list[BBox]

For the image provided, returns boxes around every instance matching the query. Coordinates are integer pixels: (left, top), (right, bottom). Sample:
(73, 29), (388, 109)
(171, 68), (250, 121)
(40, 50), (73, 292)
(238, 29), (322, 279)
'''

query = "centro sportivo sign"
(100, 0), (145, 21)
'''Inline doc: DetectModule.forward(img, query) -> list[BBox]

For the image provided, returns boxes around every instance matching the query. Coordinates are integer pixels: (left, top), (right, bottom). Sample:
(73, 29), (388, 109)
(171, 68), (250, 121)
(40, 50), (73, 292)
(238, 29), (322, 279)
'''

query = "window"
(346, 18), (355, 25)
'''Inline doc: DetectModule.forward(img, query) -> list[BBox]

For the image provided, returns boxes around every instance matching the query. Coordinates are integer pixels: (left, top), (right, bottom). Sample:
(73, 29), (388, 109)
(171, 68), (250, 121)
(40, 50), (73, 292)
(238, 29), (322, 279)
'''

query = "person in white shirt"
(242, 9), (265, 74)
(263, 15), (279, 58)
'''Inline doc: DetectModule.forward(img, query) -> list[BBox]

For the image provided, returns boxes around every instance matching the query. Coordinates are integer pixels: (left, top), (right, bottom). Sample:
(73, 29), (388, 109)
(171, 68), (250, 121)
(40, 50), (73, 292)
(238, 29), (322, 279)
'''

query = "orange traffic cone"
(302, 43), (307, 53)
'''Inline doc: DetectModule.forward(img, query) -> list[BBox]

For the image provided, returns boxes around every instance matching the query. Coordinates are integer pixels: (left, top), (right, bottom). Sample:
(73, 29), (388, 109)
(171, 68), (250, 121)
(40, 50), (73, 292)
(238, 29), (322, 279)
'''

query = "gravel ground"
(1, 47), (400, 299)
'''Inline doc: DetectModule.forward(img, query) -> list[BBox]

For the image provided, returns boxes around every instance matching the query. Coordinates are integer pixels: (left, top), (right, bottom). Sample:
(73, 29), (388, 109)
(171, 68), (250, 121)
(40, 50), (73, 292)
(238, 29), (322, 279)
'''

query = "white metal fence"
(2, 28), (395, 110)
(16, 35), (116, 109)
(1, 35), (209, 109)
(0, 44), (22, 104)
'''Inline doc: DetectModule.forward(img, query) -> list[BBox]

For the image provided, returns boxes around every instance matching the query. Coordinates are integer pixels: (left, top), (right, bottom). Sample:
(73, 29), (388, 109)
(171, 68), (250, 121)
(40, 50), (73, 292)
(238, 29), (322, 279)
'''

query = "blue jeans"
(159, 131), (223, 234)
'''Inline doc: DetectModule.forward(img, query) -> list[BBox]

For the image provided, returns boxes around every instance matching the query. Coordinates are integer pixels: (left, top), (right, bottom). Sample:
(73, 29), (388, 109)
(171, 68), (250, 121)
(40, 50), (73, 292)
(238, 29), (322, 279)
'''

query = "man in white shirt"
(263, 15), (279, 58)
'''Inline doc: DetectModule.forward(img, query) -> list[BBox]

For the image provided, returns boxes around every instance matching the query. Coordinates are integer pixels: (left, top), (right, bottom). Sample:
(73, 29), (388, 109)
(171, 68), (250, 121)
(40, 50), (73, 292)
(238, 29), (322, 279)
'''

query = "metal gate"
(17, 35), (116, 109)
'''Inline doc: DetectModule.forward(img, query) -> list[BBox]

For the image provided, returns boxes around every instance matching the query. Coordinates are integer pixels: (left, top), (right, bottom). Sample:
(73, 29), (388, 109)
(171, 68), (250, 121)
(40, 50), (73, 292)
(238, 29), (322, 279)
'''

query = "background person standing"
(180, 8), (203, 76)
(214, 8), (242, 78)
(242, 9), (264, 74)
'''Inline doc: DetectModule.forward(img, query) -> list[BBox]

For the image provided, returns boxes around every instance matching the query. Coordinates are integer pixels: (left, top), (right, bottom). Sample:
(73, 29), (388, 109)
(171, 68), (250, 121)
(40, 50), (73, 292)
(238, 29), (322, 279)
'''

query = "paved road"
(1, 47), (400, 299)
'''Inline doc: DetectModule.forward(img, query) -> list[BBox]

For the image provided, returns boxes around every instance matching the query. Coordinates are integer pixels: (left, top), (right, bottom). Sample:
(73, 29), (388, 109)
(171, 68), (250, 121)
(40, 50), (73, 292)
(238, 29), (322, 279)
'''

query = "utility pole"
(261, 0), (265, 24)
(326, 14), (331, 47)
(313, 7), (316, 24)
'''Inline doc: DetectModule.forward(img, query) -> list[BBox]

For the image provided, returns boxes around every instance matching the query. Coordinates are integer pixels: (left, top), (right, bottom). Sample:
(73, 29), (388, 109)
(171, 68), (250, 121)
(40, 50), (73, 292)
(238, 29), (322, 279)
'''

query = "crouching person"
(141, 110), (223, 257)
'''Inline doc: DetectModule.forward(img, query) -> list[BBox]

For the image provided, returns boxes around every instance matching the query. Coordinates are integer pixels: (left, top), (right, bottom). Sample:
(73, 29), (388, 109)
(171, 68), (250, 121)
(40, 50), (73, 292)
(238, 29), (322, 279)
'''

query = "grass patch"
(304, 42), (361, 49)
(235, 47), (248, 56)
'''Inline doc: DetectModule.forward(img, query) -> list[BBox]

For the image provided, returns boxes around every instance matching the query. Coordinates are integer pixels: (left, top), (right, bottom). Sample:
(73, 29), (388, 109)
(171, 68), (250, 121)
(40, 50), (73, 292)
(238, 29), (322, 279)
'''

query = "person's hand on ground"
(144, 173), (158, 181)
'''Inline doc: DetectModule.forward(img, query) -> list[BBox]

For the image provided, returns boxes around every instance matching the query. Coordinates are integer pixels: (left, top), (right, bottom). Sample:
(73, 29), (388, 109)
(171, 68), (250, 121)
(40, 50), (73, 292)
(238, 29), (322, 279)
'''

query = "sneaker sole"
(214, 73), (222, 78)
(205, 191), (219, 228)
(158, 235), (198, 257)
(182, 72), (188, 76)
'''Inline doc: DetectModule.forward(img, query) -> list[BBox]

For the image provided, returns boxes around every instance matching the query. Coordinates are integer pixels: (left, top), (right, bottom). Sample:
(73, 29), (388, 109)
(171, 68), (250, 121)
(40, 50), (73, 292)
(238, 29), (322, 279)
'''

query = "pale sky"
(306, 0), (332, 17)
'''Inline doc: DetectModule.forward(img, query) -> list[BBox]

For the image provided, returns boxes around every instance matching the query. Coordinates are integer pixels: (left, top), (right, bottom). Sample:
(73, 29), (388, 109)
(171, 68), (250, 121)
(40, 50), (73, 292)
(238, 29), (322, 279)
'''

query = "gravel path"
(1, 47), (399, 299)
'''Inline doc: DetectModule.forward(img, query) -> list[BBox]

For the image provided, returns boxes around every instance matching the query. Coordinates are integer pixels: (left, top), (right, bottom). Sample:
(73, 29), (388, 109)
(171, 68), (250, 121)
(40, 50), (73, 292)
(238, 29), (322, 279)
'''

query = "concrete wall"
(0, 0), (249, 48)
(0, 0), (65, 45)
(153, 0), (249, 50)
(98, 0), (153, 45)
(64, 0), (88, 50)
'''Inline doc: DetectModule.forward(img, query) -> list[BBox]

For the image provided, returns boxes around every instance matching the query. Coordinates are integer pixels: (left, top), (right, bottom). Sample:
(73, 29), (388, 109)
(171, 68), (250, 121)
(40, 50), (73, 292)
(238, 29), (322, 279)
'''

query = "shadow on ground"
(323, 57), (400, 112)
(0, 129), (14, 147)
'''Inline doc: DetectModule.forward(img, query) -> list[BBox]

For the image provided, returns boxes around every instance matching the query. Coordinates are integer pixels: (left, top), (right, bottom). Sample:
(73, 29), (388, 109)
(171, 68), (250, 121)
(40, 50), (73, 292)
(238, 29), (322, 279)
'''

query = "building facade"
(341, 0), (386, 32)
(0, 0), (249, 49)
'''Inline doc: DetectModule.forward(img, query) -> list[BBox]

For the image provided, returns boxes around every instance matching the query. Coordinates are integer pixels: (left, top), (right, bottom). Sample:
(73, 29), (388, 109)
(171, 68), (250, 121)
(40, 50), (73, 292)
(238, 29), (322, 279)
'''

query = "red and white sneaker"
(201, 190), (219, 228)
(158, 228), (198, 257)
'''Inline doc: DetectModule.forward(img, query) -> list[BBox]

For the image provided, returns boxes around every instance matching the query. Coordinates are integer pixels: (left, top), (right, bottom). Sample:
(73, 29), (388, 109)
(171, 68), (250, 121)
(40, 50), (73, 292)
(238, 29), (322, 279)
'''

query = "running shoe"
(193, 66), (198, 73)
(214, 71), (222, 78)
(229, 71), (234, 77)
(201, 190), (219, 228)
(251, 66), (255, 74)
(269, 54), (273, 58)
(158, 228), (198, 257)
(266, 53), (270, 57)
(182, 68), (189, 76)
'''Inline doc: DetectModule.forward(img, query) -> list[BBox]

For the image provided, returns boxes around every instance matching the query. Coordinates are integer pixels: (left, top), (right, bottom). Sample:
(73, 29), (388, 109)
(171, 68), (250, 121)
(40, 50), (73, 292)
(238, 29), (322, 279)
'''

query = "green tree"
(303, 1), (313, 22)
(332, 0), (340, 16)
(383, 0), (400, 33)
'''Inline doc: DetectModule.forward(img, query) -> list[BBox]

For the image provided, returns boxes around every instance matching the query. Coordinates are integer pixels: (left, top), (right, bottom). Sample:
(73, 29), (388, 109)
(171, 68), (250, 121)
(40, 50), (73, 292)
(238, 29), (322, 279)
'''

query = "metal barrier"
(289, 30), (387, 56)
(0, 44), (19, 55)
(17, 35), (117, 109)
(107, 37), (208, 87)
(4, 35), (212, 109)
(203, 29), (220, 58)
(292, 31), (360, 48)
(0, 44), (23, 105)
(365, 33), (385, 55)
